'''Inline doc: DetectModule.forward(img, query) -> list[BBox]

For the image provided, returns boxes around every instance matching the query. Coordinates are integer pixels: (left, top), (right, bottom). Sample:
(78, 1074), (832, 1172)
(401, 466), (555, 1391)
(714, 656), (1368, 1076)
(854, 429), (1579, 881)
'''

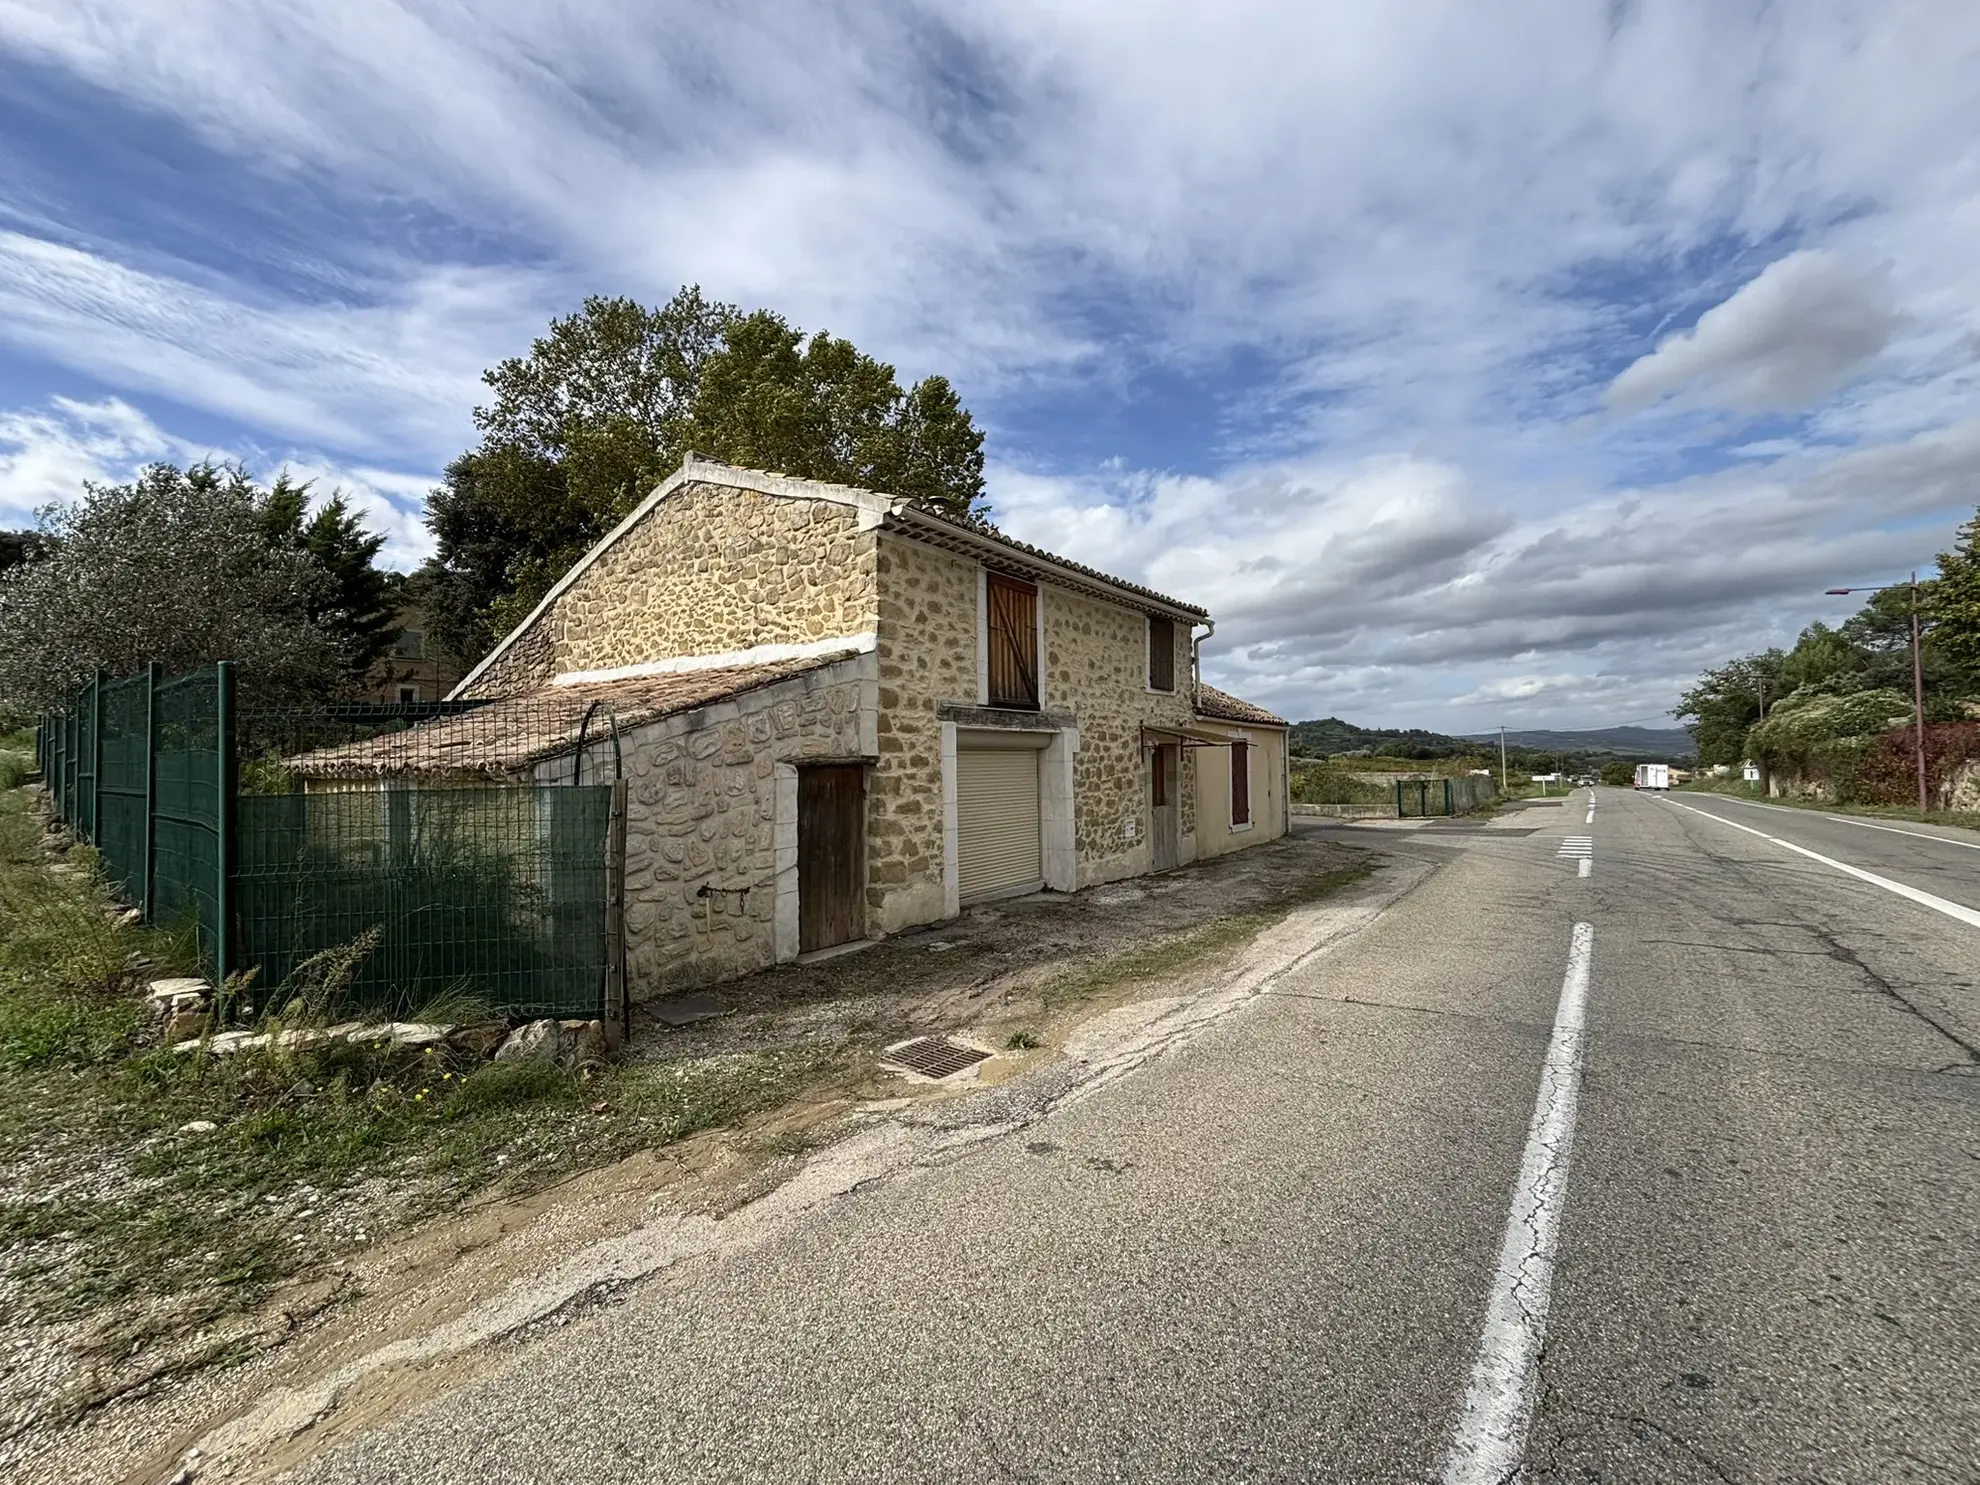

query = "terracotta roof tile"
(289, 652), (858, 777)
(1195, 684), (1286, 727)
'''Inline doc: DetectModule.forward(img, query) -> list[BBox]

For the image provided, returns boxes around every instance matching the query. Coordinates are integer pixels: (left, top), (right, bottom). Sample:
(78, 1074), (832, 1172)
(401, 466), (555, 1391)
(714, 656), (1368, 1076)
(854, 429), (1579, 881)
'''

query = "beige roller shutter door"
(956, 748), (1042, 902)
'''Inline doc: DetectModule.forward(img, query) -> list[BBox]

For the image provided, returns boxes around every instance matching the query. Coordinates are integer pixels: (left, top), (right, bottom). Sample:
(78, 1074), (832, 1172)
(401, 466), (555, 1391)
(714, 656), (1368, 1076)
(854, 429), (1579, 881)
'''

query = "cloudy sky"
(2, 2), (1976, 731)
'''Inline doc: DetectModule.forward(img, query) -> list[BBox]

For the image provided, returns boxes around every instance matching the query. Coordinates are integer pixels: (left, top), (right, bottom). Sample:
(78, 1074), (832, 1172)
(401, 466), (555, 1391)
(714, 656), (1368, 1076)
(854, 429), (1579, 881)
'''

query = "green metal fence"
(39, 664), (614, 1022)
(1394, 774), (1499, 817)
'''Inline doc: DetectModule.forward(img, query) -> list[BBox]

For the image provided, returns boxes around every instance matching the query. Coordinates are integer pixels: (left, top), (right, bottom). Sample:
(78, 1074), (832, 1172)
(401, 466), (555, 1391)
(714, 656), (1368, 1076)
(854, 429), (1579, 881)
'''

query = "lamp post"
(1826, 573), (1928, 812)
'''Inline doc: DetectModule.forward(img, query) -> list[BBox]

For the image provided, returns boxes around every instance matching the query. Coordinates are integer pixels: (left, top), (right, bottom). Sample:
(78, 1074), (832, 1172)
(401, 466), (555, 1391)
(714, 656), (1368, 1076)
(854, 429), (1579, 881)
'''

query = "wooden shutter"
(1231, 739), (1251, 825)
(986, 575), (1039, 709)
(1148, 615), (1175, 691)
(956, 749), (1042, 900)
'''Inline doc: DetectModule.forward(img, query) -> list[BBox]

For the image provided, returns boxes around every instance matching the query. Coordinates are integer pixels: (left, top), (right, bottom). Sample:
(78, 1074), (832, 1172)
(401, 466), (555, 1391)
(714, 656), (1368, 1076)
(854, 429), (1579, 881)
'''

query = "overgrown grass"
(0, 773), (835, 1400)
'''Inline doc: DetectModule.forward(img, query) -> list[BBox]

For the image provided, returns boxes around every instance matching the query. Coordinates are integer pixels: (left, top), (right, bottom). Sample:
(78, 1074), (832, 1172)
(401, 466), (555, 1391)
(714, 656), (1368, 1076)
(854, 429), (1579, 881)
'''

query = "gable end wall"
(463, 479), (880, 697)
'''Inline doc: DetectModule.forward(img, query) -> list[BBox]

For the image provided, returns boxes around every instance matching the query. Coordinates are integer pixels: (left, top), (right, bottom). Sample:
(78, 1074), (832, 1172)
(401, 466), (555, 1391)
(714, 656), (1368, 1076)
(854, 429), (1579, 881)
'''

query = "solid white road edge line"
(1578, 858), (1591, 878)
(1665, 799), (1980, 930)
(1440, 921), (1596, 1485)
(1699, 792), (1980, 851)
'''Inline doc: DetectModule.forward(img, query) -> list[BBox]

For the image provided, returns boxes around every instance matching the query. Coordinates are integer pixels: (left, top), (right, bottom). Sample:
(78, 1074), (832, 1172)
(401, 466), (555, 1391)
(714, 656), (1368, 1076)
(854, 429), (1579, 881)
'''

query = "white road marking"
(1555, 837), (1593, 858)
(1666, 799), (1980, 930)
(1698, 792), (1980, 851)
(1584, 810), (1594, 824)
(1577, 858), (1591, 878)
(1440, 922), (1596, 1485)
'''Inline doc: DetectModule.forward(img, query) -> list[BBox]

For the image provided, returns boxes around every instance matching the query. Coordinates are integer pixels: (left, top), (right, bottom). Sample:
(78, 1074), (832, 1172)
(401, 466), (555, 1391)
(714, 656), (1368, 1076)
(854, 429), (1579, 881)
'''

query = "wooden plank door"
(798, 765), (866, 953)
(1151, 744), (1179, 871)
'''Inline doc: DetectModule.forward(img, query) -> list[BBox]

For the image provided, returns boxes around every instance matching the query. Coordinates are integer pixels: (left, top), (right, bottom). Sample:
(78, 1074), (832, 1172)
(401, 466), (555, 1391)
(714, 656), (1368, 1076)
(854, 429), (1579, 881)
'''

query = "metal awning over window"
(1142, 723), (1234, 749)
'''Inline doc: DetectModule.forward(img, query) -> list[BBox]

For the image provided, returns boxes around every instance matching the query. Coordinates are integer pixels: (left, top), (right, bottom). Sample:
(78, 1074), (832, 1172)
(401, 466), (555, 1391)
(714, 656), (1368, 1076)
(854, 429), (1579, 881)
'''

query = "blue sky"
(2, 2), (1978, 730)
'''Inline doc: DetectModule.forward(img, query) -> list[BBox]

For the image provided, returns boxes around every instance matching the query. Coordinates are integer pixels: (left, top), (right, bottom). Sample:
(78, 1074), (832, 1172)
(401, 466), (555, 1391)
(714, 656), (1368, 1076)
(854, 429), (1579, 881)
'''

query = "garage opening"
(956, 745), (1043, 903)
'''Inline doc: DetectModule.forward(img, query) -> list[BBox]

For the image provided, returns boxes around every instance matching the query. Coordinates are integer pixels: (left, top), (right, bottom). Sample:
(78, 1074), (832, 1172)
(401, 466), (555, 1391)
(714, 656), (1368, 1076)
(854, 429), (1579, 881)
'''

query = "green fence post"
(215, 661), (237, 987)
(89, 668), (104, 843)
(142, 661), (160, 921)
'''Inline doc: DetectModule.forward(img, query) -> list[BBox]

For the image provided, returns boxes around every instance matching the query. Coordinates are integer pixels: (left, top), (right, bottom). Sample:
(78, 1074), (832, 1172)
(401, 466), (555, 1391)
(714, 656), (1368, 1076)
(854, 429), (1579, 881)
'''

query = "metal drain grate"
(883, 1035), (992, 1080)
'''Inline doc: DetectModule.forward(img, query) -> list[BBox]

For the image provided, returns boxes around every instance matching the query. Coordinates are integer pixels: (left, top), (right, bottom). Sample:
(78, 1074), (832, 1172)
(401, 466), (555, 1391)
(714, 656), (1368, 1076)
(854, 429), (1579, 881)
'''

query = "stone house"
(361, 601), (462, 703)
(301, 456), (1289, 999)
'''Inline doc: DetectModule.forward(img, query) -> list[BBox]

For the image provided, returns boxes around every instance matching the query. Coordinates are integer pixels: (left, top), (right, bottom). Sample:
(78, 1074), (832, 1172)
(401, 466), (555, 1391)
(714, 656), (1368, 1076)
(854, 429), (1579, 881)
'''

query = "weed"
(1004, 1029), (1043, 1050)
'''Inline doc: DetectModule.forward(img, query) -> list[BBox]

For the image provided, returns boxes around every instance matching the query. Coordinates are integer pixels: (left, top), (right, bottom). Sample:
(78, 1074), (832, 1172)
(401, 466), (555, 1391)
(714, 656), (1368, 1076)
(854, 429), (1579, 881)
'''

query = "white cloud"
(3, 3), (1980, 727)
(1607, 250), (1900, 413)
(0, 396), (188, 521)
(0, 395), (436, 567)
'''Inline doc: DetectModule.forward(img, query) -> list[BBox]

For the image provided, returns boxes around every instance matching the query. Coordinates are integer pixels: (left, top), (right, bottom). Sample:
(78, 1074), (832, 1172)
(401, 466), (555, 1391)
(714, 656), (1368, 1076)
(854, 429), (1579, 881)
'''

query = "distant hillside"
(1288, 717), (1473, 759)
(1290, 717), (1695, 766)
(1465, 727), (1694, 758)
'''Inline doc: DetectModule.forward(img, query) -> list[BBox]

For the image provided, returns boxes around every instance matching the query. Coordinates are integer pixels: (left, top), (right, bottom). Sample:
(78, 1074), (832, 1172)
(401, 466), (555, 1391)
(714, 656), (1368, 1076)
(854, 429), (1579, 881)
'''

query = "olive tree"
(0, 463), (358, 718)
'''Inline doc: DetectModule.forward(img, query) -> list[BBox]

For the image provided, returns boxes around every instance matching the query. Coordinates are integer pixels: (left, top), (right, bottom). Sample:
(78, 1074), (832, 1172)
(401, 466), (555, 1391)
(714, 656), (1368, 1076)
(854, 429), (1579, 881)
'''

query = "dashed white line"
(1665, 798), (1980, 930)
(1577, 858), (1591, 878)
(1440, 922), (1596, 1485)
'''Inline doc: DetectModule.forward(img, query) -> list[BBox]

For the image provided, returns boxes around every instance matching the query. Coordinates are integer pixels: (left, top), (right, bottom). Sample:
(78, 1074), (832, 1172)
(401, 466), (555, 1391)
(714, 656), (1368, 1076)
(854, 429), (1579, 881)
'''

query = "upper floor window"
(1148, 614), (1175, 691)
(393, 629), (426, 661)
(986, 573), (1039, 709)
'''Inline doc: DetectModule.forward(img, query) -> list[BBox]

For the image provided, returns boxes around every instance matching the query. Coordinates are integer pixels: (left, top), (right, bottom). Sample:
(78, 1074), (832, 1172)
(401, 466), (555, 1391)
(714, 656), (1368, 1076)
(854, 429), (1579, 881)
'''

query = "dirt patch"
(625, 833), (1370, 1073)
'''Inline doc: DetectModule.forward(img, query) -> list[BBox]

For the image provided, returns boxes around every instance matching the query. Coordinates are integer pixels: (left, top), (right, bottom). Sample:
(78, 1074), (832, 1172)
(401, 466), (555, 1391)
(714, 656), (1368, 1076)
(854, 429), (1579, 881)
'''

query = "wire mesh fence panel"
(152, 667), (224, 981)
(96, 673), (151, 908)
(234, 785), (611, 1021)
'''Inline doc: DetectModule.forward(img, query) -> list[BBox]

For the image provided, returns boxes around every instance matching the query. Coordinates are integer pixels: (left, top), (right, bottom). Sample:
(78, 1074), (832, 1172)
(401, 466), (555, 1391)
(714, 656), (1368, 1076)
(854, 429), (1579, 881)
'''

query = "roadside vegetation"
(0, 745), (830, 1434)
(1677, 507), (1980, 809)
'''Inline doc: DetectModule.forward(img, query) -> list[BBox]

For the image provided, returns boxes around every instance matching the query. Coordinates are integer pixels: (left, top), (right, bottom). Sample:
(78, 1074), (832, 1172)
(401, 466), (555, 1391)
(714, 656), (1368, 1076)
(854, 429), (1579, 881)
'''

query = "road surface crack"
(1808, 925), (1980, 1066)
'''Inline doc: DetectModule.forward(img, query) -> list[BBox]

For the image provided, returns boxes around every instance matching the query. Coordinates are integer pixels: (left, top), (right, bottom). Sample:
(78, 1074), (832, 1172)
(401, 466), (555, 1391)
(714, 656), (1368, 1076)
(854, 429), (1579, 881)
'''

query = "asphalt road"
(286, 787), (1980, 1484)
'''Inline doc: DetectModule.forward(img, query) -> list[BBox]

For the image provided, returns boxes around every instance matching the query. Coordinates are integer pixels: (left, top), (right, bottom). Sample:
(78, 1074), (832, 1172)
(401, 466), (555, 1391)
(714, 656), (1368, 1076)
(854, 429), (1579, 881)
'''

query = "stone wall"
(465, 479), (880, 697)
(1042, 585), (1198, 885)
(870, 535), (978, 932)
(553, 658), (874, 998)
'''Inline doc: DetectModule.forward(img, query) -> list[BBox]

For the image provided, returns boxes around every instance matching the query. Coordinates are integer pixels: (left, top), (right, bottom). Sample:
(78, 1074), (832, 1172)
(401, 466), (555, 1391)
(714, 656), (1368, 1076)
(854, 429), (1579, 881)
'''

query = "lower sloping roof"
(1195, 684), (1287, 728)
(288, 651), (860, 778)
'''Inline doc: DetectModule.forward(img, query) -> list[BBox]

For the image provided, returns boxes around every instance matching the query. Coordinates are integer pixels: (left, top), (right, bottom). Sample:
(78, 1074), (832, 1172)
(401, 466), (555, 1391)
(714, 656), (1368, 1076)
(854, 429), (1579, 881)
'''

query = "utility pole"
(1826, 575), (1931, 813)
(1499, 725), (1508, 794)
(1910, 571), (1929, 812)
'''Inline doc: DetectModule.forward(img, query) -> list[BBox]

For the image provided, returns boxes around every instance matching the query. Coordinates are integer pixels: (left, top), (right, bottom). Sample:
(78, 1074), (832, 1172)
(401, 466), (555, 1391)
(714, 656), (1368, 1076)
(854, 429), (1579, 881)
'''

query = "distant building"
(362, 604), (461, 703)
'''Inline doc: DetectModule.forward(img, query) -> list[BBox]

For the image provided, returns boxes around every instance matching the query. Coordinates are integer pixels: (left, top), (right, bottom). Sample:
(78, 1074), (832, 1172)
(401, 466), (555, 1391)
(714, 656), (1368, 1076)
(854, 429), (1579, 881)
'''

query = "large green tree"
(423, 289), (988, 669)
(259, 474), (400, 673)
(1675, 650), (1785, 766)
(0, 463), (374, 717)
(1932, 512), (1980, 672)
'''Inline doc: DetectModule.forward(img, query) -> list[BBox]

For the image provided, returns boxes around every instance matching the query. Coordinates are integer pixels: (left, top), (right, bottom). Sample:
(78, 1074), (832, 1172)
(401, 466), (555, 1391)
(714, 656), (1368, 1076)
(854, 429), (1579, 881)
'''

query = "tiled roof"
(1195, 684), (1286, 728)
(290, 652), (859, 777)
(883, 505), (1208, 618)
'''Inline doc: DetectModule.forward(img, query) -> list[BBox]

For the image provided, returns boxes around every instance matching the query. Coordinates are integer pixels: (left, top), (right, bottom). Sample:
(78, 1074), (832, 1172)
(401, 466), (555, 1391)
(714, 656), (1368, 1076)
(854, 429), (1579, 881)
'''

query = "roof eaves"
(882, 507), (1209, 619)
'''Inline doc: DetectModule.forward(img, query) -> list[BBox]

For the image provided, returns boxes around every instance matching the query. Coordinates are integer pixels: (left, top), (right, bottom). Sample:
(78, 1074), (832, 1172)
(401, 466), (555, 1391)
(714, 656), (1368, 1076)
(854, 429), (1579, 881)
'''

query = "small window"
(986, 574), (1039, 709)
(397, 685), (418, 704)
(1231, 738), (1251, 826)
(1148, 615), (1175, 691)
(393, 629), (426, 660)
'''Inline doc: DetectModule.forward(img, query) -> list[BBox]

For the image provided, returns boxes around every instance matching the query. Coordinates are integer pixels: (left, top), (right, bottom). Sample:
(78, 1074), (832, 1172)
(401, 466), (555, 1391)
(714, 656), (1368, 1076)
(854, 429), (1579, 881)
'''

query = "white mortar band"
(550, 633), (878, 687)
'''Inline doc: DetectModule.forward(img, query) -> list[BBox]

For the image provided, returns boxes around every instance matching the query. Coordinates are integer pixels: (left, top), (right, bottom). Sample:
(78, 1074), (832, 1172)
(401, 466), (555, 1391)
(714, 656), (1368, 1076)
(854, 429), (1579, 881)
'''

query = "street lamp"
(1825, 572), (1928, 812)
